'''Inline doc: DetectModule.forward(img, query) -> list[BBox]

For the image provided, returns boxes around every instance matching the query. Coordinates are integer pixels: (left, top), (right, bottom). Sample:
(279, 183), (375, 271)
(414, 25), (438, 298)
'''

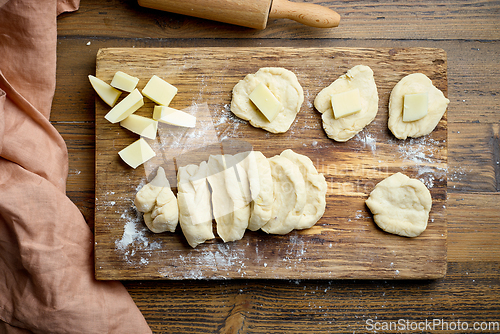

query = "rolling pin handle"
(269, 0), (340, 28)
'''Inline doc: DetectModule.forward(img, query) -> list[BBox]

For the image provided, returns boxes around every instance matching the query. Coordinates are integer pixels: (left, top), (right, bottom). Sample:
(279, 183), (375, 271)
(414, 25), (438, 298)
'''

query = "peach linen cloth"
(0, 0), (152, 333)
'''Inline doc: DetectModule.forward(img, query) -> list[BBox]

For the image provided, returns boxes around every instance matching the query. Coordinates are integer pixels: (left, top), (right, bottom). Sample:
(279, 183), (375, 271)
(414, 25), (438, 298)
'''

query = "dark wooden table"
(54, 1), (499, 332)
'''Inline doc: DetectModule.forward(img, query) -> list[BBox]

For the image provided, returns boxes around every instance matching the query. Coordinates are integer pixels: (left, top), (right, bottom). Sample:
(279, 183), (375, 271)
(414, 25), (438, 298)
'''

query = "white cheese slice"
(153, 105), (196, 128)
(118, 138), (156, 169)
(104, 89), (144, 123)
(248, 82), (283, 122)
(330, 88), (362, 119)
(88, 75), (122, 107)
(403, 93), (428, 122)
(142, 75), (178, 106)
(120, 114), (158, 140)
(110, 71), (139, 92)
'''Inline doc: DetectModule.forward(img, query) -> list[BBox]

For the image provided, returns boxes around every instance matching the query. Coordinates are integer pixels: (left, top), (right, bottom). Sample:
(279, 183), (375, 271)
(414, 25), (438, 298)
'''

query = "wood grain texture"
(56, 0), (500, 40)
(94, 47), (447, 280)
(122, 261), (500, 333)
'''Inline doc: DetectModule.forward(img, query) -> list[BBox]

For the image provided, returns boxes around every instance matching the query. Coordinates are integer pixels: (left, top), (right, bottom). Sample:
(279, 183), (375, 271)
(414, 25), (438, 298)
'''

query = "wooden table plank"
(448, 192), (500, 262)
(122, 261), (500, 333)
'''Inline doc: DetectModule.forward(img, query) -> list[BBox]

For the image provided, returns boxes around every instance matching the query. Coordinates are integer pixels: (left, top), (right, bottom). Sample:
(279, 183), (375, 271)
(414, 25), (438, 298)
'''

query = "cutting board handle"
(269, 0), (340, 28)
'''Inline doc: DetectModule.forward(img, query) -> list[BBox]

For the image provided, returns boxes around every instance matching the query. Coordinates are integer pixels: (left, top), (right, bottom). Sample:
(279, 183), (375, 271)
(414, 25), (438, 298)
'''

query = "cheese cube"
(403, 93), (428, 122)
(153, 105), (196, 128)
(142, 75), (178, 106)
(118, 138), (156, 169)
(249, 83), (283, 122)
(110, 71), (139, 92)
(331, 88), (362, 119)
(120, 114), (158, 140)
(88, 75), (122, 107)
(104, 89), (144, 123)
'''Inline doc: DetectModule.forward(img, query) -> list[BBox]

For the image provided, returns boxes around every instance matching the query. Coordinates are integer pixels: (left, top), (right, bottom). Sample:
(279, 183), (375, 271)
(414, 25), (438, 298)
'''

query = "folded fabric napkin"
(0, 0), (152, 332)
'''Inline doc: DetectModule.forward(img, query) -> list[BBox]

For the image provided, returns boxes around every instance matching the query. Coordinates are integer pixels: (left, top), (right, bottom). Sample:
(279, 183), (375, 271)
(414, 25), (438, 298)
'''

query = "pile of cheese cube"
(89, 71), (196, 168)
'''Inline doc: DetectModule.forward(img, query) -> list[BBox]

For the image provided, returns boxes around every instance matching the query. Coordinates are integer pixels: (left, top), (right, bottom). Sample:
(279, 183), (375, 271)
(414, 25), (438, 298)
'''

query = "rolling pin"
(138, 0), (340, 29)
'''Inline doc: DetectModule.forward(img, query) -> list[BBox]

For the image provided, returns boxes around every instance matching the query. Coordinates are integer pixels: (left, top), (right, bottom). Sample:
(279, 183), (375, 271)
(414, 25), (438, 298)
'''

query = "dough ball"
(207, 154), (249, 243)
(230, 67), (304, 133)
(388, 73), (450, 139)
(365, 172), (432, 237)
(135, 167), (179, 233)
(314, 65), (379, 142)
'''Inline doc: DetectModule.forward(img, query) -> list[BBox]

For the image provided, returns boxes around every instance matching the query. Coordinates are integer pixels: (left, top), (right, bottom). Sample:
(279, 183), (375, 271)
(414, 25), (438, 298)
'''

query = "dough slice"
(365, 172), (432, 237)
(280, 149), (327, 230)
(247, 151), (273, 231)
(227, 152), (258, 207)
(134, 166), (170, 213)
(388, 73), (450, 139)
(230, 67), (304, 133)
(207, 155), (249, 243)
(177, 162), (215, 248)
(314, 65), (379, 142)
(261, 155), (306, 235)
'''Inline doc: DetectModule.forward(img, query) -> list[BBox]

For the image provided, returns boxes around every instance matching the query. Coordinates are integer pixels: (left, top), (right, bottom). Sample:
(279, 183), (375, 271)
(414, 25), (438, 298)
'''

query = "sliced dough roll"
(207, 155), (249, 243)
(177, 162), (215, 248)
(280, 149), (327, 230)
(261, 155), (306, 235)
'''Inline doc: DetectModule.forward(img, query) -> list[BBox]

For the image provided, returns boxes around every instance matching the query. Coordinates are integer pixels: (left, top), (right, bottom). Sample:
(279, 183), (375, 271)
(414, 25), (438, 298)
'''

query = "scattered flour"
(115, 207), (162, 266)
(355, 131), (377, 152)
(393, 137), (447, 188)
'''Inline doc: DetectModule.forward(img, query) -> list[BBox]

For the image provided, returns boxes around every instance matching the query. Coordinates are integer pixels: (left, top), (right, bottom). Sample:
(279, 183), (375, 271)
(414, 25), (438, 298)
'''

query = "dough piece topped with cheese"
(230, 67), (304, 133)
(261, 155), (306, 235)
(207, 155), (249, 243)
(280, 149), (327, 230)
(388, 73), (450, 139)
(177, 162), (215, 248)
(365, 172), (432, 237)
(314, 65), (379, 142)
(247, 151), (274, 231)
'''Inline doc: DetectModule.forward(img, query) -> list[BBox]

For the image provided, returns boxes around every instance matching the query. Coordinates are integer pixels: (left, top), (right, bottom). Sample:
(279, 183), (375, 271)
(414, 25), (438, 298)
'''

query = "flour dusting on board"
(115, 207), (162, 266)
(393, 137), (447, 188)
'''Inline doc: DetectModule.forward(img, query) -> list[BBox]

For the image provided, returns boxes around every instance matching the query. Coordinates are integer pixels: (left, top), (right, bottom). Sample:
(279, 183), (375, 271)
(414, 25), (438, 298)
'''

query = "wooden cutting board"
(94, 47), (448, 280)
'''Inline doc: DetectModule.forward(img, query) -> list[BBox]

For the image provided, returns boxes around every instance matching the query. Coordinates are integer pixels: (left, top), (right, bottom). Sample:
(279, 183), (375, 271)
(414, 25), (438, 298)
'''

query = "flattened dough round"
(314, 65), (379, 142)
(388, 73), (450, 139)
(280, 149), (327, 230)
(230, 67), (304, 133)
(365, 172), (432, 237)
